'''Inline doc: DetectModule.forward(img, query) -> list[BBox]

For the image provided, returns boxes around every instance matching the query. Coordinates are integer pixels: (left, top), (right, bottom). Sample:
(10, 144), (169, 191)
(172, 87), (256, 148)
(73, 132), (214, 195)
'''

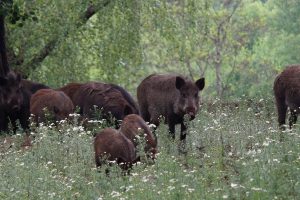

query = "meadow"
(0, 98), (299, 200)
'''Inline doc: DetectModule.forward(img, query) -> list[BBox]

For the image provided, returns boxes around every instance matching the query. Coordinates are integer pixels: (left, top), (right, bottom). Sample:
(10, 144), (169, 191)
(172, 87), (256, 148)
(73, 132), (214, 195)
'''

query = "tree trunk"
(214, 49), (222, 98)
(186, 59), (194, 80)
(0, 14), (9, 76)
(214, 26), (223, 98)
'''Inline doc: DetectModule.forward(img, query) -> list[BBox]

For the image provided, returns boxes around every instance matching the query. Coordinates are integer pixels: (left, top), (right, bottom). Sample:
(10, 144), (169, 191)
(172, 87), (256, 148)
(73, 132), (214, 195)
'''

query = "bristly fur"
(137, 73), (205, 141)
(30, 89), (74, 123)
(274, 65), (300, 129)
(71, 82), (139, 127)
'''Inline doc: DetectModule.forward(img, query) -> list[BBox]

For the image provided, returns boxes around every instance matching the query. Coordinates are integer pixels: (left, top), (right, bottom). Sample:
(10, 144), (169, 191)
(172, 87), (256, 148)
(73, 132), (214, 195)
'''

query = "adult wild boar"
(0, 71), (23, 132)
(120, 114), (157, 160)
(58, 82), (83, 102)
(30, 89), (74, 123)
(94, 128), (137, 172)
(72, 82), (139, 126)
(137, 74), (205, 140)
(274, 65), (300, 129)
(6, 79), (49, 132)
(0, 15), (22, 132)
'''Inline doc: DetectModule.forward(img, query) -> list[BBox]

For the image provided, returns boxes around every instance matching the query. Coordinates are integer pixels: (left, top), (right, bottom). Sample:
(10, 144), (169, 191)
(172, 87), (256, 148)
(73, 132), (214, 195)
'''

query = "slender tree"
(0, 12), (9, 75)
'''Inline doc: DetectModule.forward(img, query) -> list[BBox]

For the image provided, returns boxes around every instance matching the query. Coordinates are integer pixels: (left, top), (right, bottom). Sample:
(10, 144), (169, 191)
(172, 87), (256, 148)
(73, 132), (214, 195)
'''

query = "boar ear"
(124, 105), (133, 116)
(0, 77), (7, 86)
(175, 76), (186, 90)
(195, 78), (205, 90)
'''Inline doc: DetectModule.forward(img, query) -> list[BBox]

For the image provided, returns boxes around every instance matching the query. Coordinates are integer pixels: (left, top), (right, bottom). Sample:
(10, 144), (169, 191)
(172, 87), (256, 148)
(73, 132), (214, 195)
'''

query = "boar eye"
(194, 93), (198, 98)
(182, 93), (187, 98)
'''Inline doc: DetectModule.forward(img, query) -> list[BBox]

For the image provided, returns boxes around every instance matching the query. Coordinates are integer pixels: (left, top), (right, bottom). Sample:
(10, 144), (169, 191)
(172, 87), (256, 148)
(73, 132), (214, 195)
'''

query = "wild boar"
(274, 65), (300, 129)
(0, 71), (24, 132)
(58, 82), (83, 102)
(94, 128), (137, 171)
(30, 89), (74, 124)
(72, 82), (138, 127)
(120, 114), (157, 160)
(137, 74), (205, 140)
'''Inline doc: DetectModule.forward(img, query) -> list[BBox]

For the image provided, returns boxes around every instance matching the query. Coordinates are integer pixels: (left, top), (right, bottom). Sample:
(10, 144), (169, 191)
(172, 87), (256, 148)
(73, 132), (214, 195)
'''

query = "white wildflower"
(110, 191), (121, 197)
(262, 141), (269, 147)
(169, 179), (177, 183)
(168, 186), (175, 191)
(223, 195), (228, 199)
(188, 188), (195, 192)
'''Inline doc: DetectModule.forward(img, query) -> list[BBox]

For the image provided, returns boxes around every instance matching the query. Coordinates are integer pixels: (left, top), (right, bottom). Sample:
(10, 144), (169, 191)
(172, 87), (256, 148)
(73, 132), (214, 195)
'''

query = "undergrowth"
(0, 99), (299, 199)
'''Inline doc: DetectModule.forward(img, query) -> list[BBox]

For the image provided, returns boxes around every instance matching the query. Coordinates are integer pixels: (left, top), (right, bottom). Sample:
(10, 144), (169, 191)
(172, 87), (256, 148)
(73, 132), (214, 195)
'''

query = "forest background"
(2, 1), (300, 199)
(1, 0), (299, 100)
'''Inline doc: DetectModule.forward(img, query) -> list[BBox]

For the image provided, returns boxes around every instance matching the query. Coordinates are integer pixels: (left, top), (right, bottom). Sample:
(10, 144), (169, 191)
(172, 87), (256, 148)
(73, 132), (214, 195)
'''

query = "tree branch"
(20, 1), (111, 74)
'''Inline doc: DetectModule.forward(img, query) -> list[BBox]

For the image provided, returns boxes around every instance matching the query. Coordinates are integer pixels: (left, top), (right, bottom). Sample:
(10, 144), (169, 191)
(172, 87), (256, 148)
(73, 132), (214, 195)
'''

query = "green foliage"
(3, 0), (300, 96)
(93, 0), (142, 84)
(1, 102), (300, 199)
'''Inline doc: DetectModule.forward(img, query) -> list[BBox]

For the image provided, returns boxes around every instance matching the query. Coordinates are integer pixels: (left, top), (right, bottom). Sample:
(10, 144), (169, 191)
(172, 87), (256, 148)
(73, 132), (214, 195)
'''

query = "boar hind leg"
(95, 156), (102, 168)
(148, 107), (161, 128)
(19, 112), (30, 131)
(168, 121), (176, 139)
(0, 114), (9, 133)
(140, 104), (151, 123)
(289, 109), (298, 129)
(275, 96), (287, 129)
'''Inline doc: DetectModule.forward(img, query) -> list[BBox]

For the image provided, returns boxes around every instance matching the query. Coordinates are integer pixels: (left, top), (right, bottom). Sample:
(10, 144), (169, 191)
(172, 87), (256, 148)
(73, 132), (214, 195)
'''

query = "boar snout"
(8, 98), (22, 111)
(185, 107), (196, 120)
(12, 104), (21, 111)
(147, 147), (158, 160)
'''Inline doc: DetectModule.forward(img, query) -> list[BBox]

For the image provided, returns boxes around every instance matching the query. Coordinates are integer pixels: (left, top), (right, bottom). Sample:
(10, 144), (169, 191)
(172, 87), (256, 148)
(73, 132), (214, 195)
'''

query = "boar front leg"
(178, 122), (188, 154)
(168, 121), (176, 139)
(180, 122), (187, 141)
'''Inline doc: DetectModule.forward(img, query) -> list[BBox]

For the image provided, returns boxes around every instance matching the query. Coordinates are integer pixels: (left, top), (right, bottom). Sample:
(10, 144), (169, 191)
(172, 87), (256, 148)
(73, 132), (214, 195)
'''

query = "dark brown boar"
(0, 14), (51, 133)
(94, 128), (137, 171)
(0, 71), (23, 132)
(109, 83), (140, 115)
(120, 114), (157, 160)
(15, 79), (49, 129)
(72, 82), (139, 126)
(0, 76), (50, 133)
(137, 74), (205, 140)
(58, 82), (83, 102)
(0, 71), (23, 110)
(274, 65), (300, 129)
(30, 89), (74, 123)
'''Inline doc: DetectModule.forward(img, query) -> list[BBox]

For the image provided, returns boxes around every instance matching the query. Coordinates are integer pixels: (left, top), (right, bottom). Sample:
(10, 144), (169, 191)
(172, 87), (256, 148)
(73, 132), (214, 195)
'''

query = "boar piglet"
(30, 89), (74, 124)
(120, 114), (157, 160)
(94, 128), (137, 174)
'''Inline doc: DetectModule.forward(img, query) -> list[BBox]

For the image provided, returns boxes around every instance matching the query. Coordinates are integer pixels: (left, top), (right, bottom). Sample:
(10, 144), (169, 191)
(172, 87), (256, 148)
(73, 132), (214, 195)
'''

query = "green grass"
(0, 100), (300, 199)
